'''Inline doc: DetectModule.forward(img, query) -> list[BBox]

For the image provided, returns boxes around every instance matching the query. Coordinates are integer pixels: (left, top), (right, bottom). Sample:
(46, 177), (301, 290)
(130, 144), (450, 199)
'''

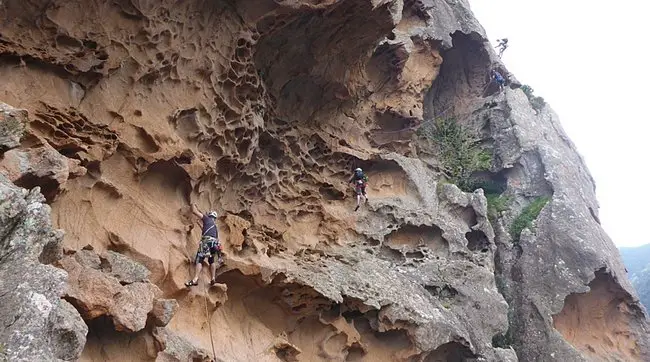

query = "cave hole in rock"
(425, 284), (459, 300)
(210, 271), (421, 361)
(79, 315), (154, 360)
(374, 108), (418, 132)
(141, 159), (192, 200)
(385, 224), (448, 255)
(253, 0), (396, 123)
(319, 183), (345, 200)
(552, 268), (646, 361)
(173, 150), (193, 164)
(56, 144), (87, 159)
(274, 342), (301, 362)
(360, 158), (413, 198)
(465, 230), (489, 253)
(340, 310), (418, 360)
(405, 250), (425, 259)
(373, 328), (413, 352)
(258, 131), (285, 160)
(377, 245), (406, 264)
(424, 341), (477, 362)
(371, 109), (419, 147)
(13, 174), (60, 203)
(345, 342), (366, 361)
(366, 40), (409, 91)
(424, 31), (492, 122)
(466, 170), (508, 195)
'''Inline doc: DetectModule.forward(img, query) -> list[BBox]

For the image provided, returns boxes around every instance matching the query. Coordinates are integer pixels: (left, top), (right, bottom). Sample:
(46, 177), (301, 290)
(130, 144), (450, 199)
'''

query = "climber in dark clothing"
(496, 38), (508, 58)
(492, 69), (506, 91)
(348, 168), (369, 211)
(185, 204), (222, 287)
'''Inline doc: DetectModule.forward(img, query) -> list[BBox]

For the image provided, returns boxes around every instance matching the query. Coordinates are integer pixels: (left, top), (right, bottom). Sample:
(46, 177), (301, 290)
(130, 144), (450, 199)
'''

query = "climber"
(492, 69), (506, 91)
(348, 167), (368, 211)
(185, 204), (222, 287)
(496, 38), (508, 58)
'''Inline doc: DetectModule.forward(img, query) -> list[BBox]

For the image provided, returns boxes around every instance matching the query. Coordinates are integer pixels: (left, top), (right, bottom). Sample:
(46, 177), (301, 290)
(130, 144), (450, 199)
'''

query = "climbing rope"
(203, 282), (218, 362)
(183, 240), (218, 362)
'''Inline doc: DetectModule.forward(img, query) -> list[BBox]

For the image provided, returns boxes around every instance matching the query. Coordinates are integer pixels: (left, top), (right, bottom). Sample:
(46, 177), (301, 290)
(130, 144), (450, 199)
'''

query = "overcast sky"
(469, 0), (649, 248)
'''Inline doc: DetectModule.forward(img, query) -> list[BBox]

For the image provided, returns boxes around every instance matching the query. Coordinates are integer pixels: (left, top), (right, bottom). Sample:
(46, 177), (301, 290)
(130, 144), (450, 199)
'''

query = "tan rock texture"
(0, 0), (648, 361)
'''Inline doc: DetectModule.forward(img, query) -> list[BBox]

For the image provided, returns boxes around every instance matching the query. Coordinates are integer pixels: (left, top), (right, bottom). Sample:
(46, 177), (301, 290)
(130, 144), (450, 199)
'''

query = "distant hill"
(620, 243), (650, 310)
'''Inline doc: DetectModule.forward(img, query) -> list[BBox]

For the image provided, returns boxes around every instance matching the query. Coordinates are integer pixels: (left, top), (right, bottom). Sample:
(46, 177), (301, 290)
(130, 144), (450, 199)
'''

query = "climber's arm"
(190, 203), (204, 219)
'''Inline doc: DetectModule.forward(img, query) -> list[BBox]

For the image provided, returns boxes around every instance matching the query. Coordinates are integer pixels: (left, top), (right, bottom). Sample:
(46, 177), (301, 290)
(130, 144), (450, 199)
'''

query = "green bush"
(520, 84), (546, 114)
(509, 196), (551, 242)
(486, 193), (511, 221)
(418, 118), (492, 191)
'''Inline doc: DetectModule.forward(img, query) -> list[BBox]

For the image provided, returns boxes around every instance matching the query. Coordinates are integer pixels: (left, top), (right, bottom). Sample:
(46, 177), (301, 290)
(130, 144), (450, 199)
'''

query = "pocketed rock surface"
(0, 0), (647, 361)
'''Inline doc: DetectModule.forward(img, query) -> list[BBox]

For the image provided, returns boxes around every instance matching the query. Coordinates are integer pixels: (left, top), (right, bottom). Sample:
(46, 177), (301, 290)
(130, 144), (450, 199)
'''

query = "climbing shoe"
(354, 205), (360, 211)
(184, 280), (198, 287)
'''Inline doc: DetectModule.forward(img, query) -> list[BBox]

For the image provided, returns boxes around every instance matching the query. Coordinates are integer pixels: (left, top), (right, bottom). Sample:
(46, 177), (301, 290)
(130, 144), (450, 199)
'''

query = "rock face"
(0, 0), (648, 361)
(0, 173), (87, 361)
(58, 249), (171, 333)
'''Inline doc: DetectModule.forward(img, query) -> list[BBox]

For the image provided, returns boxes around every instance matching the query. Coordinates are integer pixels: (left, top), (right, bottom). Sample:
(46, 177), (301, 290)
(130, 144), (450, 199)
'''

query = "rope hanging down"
(184, 243), (218, 362)
(203, 282), (217, 362)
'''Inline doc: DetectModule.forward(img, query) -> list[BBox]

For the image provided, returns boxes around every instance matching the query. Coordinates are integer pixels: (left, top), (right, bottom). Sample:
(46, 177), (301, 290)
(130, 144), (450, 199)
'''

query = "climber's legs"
(191, 262), (202, 282)
(210, 262), (217, 281)
(186, 247), (209, 287)
(354, 186), (368, 211)
(207, 254), (220, 285)
(185, 260), (203, 287)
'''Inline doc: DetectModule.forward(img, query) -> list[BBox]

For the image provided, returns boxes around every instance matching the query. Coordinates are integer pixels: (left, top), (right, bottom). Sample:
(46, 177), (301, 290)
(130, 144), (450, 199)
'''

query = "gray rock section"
(0, 102), (26, 152)
(267, 194), (510, 361)
(0, 174), (86, 361)
(47, 299), (88, 360)
(152, 327), (214, 362)
(110, 282), (157, 332)
(60, 250), (165, 333)
(397, 0), (650, 359)
(100, 250), (151, 284)
(151, 299), (180, 327)
(74, 249), (102, 269)
(481, 88), (650, 361)
(411, 0), (487, 48)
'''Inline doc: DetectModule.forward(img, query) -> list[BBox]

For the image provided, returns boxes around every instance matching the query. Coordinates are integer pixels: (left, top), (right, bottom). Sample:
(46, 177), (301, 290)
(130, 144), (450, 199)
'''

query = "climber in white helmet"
(348, 167), (369, 211)
(185, 203), (222, 287)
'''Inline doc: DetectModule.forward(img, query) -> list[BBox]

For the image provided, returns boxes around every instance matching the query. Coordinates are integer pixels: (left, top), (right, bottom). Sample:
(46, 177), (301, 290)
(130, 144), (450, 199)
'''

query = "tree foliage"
(418, 118), (492, 191)
(520, 84), (546, 114)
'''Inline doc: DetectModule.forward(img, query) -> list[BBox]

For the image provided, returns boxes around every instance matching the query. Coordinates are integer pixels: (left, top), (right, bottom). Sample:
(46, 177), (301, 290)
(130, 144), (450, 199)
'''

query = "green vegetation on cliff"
(509, 196), (551, 242)
(418, 118), (492, 191)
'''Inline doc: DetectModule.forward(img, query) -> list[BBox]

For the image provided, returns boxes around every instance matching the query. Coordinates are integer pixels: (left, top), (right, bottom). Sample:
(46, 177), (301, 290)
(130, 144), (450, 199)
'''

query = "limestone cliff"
(0, 0), (648, 361)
